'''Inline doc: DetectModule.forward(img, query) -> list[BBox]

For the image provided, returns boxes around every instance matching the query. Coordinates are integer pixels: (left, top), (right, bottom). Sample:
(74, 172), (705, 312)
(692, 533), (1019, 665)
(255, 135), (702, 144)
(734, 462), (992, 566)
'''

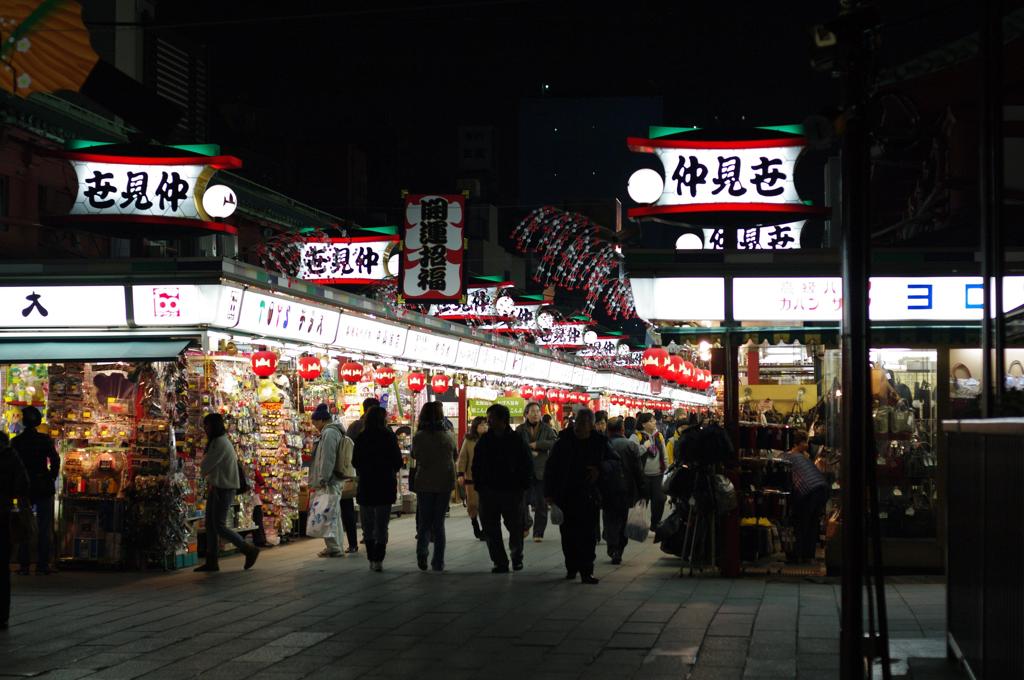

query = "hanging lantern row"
(518, 386), (591, 405)
(431, 373), (451, 394)
(639, 347), (716, 391)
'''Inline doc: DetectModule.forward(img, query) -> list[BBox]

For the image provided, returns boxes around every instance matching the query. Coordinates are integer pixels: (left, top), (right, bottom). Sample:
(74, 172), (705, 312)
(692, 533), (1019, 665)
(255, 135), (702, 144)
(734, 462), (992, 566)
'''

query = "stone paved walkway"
(2, 509), (958, 680)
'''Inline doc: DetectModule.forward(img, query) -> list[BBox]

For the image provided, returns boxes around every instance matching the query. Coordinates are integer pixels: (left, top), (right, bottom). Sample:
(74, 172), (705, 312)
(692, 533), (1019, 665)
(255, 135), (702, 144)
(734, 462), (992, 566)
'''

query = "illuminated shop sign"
(400, 194), (466, 302)
(428, 283), (513, 320)
(297, 237), (399, 285)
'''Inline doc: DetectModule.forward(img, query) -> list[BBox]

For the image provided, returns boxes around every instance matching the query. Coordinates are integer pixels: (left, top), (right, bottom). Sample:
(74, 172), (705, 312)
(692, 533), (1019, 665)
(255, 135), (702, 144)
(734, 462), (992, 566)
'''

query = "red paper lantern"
(251, 351), (278, 377)
(665, 356), (684, 383)
(681, 361), (696, 388)
(297, 356), (322, 381)
(407, 372), (426, 392)
(374, 366), (396, 387)
(431, 373), (451, 394)
(548, 388), (563, 404)
(341, 361), (363, 383)
(534, 386), (547, 400)
(521, 385), (535, 399)
(578, 392), (590, 404)
(642, 347), (670, 377)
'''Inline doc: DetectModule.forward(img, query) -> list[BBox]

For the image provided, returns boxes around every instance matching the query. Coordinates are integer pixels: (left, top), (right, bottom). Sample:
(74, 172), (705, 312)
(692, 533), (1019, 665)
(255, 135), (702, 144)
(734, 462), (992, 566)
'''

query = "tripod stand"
(679, 463), (717, 576)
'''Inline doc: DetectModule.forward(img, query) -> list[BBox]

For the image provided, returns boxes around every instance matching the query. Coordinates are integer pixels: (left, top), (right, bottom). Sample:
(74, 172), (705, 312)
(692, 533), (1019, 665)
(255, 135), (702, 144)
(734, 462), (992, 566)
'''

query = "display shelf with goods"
(0, 358), (193, 569)
(732, 340), (832, 575)
(183, 352), (303, 551)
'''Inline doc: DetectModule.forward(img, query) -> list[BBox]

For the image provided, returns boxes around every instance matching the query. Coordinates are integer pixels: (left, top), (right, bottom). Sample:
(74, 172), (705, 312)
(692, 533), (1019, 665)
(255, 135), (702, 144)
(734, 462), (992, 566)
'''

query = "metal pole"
(980, 0), (1004, 417)
(839, 9), (870, 678)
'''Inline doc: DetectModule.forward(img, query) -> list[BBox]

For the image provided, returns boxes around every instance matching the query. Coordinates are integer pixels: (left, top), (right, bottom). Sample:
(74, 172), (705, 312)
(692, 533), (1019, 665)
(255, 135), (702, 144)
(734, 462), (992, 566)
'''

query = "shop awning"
(0, 339), (192, 363)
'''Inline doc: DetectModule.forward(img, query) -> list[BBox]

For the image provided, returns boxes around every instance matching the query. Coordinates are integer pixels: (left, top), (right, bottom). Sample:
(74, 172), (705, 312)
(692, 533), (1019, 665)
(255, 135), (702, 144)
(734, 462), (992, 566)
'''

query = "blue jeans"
(18, 496), (53, 571)
(360, 505), (391, 562)
(416, 492), (448, 569)
(205, 487), (249, 567)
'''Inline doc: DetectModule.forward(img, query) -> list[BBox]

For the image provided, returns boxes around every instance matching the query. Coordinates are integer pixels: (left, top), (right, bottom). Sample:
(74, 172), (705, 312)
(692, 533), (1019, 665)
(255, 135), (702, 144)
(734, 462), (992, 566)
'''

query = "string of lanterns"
(641, 347), (714, 391)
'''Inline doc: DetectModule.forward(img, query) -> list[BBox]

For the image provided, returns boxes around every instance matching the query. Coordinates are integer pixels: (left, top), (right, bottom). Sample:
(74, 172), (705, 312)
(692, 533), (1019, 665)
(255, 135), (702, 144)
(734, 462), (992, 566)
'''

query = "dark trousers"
(17, 496), (53, 570)
(416, 492), (448, 569)
(205, 487), (249, 568)
(793, 486), (829, 560)
(252, 505), (268, 546)
(643, 475), (667, 531)
(602, 505), (628, 559)
(479, 490), (524, 568)
(360, 505), (391, 562)
(339, 498), (358, 549)
(560, 505), (599, 576)
(1, 515), (10, 624)
(525, 479), (548, 538)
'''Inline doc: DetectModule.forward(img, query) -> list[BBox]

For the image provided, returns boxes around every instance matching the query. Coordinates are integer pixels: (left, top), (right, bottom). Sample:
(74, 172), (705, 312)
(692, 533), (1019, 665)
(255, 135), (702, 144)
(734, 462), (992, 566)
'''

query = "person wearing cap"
(12, 407), (59, 575)
(309, 404), (353, 557)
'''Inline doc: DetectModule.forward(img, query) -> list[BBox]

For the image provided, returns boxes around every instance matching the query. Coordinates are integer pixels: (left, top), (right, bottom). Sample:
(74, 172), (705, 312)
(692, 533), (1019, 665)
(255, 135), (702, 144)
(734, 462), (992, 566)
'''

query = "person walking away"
(412, 401), (457, 572)
(1, 433), (30, 628)
(516, 402), (557, 542)
(308, 404), (349, 557)
(195, 413), (259, 572)
(632, 412), (668, 532)
(604, 418), (645, 564)
(544, 408), (608, 584)
(457, 416), (488, 541)
(13, 407), (60, 575)
(352, 407), (403, 572)
(782, 430), (829, 563)
(472, 404), (533, 573)
(345, 397), (380, 443)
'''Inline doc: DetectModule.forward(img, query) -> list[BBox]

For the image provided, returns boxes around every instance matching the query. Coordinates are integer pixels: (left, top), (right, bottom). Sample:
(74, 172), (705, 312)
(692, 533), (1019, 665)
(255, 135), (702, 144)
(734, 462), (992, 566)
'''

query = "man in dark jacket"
(604, 417), (645, 564)
(515, 402), (557, 542)
(12, 407), (59, 575)
(473, 404), (534, 573)
(544, 408), (609, 584)
(1, 433), (30, 627)
(345, 397), (380, 442)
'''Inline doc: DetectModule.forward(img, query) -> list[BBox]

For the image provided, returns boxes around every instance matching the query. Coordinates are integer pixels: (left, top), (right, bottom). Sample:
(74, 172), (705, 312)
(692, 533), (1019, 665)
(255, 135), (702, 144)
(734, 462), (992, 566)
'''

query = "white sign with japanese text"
(454, 340), (482, 368)
(336, 314), (408, 356)
(522, 356), (551, 381)
(0, 286), (126, 327)
(480, 304), (541, 332)
(536, 323), (588, 348)
(401, 194), (466, 302)
(297, 238), (397, 284)
(429, 285), (510, 320)
(504, 352), (525, 377)
(477, 346), (509, 374)
(577, 337), (620, 358)
(548, 362), (574, 383)
(688, 223), (803, 250)
(70, 161), (208, 221)
(403, 329), (460, 364)
(233, 290), (341, 344)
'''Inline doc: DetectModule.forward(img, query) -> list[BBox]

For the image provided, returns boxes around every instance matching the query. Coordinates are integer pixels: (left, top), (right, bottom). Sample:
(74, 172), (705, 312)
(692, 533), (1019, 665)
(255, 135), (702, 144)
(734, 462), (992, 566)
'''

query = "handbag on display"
(1006, 360), (1024, 391)
(712, 474), (738, 514)
(825, 506), (841, 541)
(951, 363), (981, 398)
(891, 403), (915, 435)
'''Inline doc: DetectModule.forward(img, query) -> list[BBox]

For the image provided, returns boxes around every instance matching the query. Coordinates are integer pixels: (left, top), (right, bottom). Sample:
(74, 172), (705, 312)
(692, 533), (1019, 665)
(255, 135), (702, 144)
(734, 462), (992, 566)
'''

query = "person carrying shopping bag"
(412, 401), (457, 572)
(308, 404), (351, 557)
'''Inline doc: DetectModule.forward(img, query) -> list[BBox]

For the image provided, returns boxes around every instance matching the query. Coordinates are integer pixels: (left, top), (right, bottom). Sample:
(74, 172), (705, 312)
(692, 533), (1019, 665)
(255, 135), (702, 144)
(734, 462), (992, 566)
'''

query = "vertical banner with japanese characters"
(297, 236), (398, 284)
(400, 194), (466, 303)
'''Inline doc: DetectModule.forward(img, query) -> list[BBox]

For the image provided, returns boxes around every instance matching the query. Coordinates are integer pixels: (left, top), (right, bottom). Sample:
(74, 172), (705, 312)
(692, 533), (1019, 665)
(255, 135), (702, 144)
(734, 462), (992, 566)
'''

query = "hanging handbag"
(1007, 360), (1024, 391)
(891, 403), (914, 435)
(712, 474), (738, 514)
(951, 363), (981, 398)
(872, 405), (892, 435)
(825, 506), (841, 541)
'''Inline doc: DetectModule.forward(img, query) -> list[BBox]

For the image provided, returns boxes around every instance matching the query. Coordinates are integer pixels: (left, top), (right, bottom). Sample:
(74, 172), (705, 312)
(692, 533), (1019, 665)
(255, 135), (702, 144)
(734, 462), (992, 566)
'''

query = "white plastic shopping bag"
(306, 491), (341, 538)
(625, 501), (651, 542)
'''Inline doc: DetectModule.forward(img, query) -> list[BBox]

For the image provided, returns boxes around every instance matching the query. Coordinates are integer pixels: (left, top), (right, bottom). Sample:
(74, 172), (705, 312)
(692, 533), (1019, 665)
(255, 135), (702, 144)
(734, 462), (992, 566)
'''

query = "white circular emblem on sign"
(583, 330), (598, 345)
(202, 184), (238, 219)
(627, 168), (664, 204)
(495, 295), (515, 316)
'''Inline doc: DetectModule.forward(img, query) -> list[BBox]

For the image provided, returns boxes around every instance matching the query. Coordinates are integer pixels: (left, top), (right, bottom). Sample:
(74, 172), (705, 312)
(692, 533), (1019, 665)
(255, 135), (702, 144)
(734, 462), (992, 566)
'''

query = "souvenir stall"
(1, 354), (192, 570)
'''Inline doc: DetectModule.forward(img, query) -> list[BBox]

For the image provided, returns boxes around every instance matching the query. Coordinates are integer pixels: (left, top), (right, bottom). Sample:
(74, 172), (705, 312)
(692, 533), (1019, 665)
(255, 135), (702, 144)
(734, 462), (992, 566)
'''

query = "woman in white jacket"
(195, 413), (259, 572)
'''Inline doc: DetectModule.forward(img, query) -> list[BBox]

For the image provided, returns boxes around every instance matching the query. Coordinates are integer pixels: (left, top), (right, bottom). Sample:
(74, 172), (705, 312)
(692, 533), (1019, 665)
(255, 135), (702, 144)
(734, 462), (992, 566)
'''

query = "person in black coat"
(1, 433), (30, 628)
(472, 404), (534, 573)
(12, 407), (59, 575)
(544, 408), (609, 584)
(603, 417), (645, 564)
(352, 407), (404, 572)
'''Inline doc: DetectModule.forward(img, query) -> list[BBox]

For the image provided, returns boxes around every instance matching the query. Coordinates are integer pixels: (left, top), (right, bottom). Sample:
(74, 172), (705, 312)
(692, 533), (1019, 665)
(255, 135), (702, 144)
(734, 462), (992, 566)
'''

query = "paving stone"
(695, 648), (747, 668)
(742, 657), (797, 677)
(688, 666), (745, 680)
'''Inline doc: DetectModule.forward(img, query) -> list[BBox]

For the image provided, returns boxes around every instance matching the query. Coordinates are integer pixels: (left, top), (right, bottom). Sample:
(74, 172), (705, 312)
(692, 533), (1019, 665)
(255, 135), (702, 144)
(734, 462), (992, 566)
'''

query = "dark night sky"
(148, 0), (852, 213)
